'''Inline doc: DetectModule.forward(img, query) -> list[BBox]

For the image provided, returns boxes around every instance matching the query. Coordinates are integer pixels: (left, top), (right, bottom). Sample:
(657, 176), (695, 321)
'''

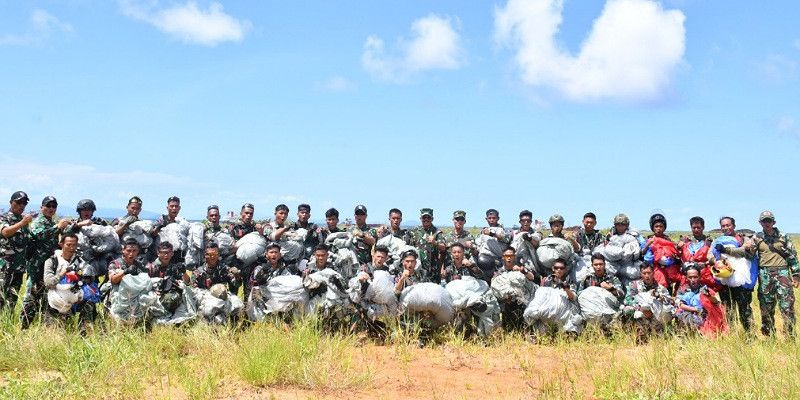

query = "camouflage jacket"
(578, 273), (624, 300)
(228, 219), (258, 241)
(250, 259), (299, 287)
(26, 214), (63, 279)
(292, 221), (321, 259)
(263, 220), (291, 241)
(349, 223), (377, 265)
(108, 257), (148, 278)
(410, 225), (444, 269)
(753, 229), (798, 272)
(541, 274), (577, 293)
(378, 227), (412, 245)
(624, 279), (670, 308)
(146, 259), (186, 281)
(440, 229), (477, 255)
(192, 262), (238, 290)
(0, 211), (31, 270)
(576, 229), (604, 254)
(112, 214), (139, 231)
(442, 259), (483, 282)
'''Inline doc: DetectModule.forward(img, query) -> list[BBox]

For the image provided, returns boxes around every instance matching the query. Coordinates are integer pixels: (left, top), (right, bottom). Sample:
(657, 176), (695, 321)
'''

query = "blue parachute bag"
(710, 236), (740, 260)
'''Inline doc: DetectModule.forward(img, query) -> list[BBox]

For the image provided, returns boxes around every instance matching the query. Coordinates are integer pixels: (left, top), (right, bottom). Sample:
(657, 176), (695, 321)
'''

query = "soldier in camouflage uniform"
(112, 196), (143, 238)
(263, 204), (291, 242)
(146, 241), (189, 313)
(439, 210), (478, 263)
(291, 204), (321, 261)
(750, 211), (799, 337)
(349, 205), (377, 266)
(441, 242), (483, 283)
(409, 208), (443, 283)
(576, 212), (604, 255)
(0, 191), (34, 312)
(320, 208), (346, 243)
(578, 254), (624, 301)
(375, 208), (411, 244)
(512, 210), (543, 248)
(20, 196), (70, 327)
(623, 264), (671, 344)
(191, 243), (241, 291)
(228, 203), (261, 240)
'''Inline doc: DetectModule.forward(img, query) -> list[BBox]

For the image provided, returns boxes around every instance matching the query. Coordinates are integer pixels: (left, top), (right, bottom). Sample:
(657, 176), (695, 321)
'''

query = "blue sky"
(1, 0), (798, 231)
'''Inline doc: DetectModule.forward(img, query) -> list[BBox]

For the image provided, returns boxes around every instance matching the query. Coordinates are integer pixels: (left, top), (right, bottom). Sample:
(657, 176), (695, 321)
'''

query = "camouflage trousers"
(20, 277), (47, 328)
(0, 258), (25, 312)
(757, 267), (795, 337)
(719, 285), (753, 332)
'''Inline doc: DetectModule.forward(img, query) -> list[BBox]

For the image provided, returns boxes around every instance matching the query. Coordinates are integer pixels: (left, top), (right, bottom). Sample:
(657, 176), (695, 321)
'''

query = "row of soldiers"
(1, 190), (797, 339)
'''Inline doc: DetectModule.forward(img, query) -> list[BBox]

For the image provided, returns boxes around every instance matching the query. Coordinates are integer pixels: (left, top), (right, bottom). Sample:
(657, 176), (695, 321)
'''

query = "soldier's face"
(451, 246), (464, 263)
(641, 267), (654, 284)
(686, 270), (700, 287)
(389, 213), (402, 229)
(502, 251), (515, 267)
(614, 223), (628, 234)
(208, 209), (220, 224)
(552, 263), (567, 279)
(486, 214), (498, 226)
(520, 216), (532, 229)
(158, 248), (174, 264)
(690, 223), (704, 237)
(127, 202), (142, 217)
(453, 218), (465, 230)
(241, 208), (254, 223)
(592, 259), (606, 276)
(122, 245), (140, 263)
(274, 209), (288, 224)
(550, 222), (563, 234)
(298, 210), (310, 223)
(79, 209), (94, 220)
(760, 219), (775, 231)
(167, 201), (181, 218)
(62, 237), (78, 256)
(719, 218), (735, 236)
(205, 249), (220, 266)
(421, 215), (433, 228)
(41, 203), (57, 218)
(402, 256), (416, 271)
(373, 251), (387, 266)
(10, 200), (27, 214)
(583, 218), (596, 231)
(266, 248), (280, 263)
(355, 214), (367, 225)
(326, 216), (339, 230)
(315, 250), (328, 267)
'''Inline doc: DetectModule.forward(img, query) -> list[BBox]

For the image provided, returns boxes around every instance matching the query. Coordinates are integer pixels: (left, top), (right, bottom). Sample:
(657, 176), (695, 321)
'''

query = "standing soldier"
(440, 210), (478, 262)
(709, 216), (757, 332)
(349, 205), (377, 266)
(376, 208), (411, 244)
(749, 211), (799, 337)
(263, 204), (291, 242)
(229, 203), (261, 240)
(410, 208), (443, 282)
(292, 204), (321, 261)
(0, 191), (34, 311)
(575, 212), (603, 255)
(112, 196), (143, 238)
(20, 196), (70, 327)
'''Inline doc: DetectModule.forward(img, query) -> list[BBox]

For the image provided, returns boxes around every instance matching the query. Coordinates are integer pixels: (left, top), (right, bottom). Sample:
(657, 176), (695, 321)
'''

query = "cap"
(354, 205), (367, 215)
(420, 208), (434, 218)
(759, 210), (776, 222)
(453, 210), (466, 220)
(10, 191), (29, 203)
(41, 196), (58, 207)
(548, 214), (565, 224)
(613, 213), (630, 225)
(298, 203), (311, 212)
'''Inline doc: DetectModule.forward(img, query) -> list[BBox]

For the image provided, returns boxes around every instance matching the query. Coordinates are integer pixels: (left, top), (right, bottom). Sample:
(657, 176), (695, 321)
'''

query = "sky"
(1, 0), (798, 231)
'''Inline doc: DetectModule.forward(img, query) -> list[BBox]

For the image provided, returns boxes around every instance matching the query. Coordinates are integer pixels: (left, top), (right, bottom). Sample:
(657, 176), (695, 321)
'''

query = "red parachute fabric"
(699, 291), (728, 337)
(679, 241), (720, 291)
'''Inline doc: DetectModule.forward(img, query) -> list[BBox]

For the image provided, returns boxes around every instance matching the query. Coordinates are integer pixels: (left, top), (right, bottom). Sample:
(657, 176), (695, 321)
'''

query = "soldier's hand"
(57, 218), (71, 230)
(481, 228), (490, 236)
(465, 240), (474, 249)
(78, 219), (94, 228)
(600, 281), (612, 290)
(21, 214), (33, 225)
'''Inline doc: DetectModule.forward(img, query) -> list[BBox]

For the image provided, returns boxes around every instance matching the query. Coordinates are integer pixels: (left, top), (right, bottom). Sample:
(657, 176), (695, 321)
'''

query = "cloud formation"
(494, 0), (686, 102)
(362, 14), (464, 82)
(757, 54), (798, 83)
(121, 1), (251, 46)
(0, 9), (73, 46)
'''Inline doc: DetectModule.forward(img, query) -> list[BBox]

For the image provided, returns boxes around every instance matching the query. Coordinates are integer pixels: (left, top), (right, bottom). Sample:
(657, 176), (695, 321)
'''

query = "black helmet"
(649, 213), (667, 230)
(76, 199), (97, 213)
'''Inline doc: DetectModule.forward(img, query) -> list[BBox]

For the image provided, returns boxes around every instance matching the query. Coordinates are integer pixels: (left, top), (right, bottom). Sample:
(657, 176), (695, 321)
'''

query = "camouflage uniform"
(291, 221), (321, 261)
(146, 259), (187, 314)
(623, 279), (670, 344)
(228, 219), (258, 240)
(249, 259), (299, 288)
(440, 228), (477, 262)
(0, 211), (31, 311)
(349, 223), (377, 265)
(752, 227), (799, 336)
(191, 262), (240, 291)
(442, 258), (483, 283)
(43, 250), (96, 324)
(576, 229), (604, 255)
(21, 214), (64, 326)
(578, 273), (625, 301)
(410, 225), (443, 282)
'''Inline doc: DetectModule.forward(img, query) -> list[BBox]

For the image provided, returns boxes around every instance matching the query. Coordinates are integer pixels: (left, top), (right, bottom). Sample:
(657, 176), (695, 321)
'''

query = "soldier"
(292, 204), (321, 261)
(748, 211), (799, 337)
(20, 196), (70, 328)
(229, 203), (261, 240)
(494, 246), (536, 332)
(512, 210), (543, 249)
(710, 216), (756, 332)
(547, 214), (581, 252)
(578, 254), (624, 301)
(191, 243), (241, 291)
(0, 191), (34, 311)
(623, 264), (670, 344)
(376, 208), (411, 244)
(263, 204), (291, 241)
(320, 208), (346, 243)
(441, 243), (483, 283)
(439, 210), (478, 262)
(642, 213), (681, 293)
(304, 244), (336, 275)
(677, 216), (717, 291)
(249, 243), (300, 288)
(540, 258), (577, 299)
(43, 233), (96, 325)
(410, 208), (443, 283)
(576, 212), (604, 255)
(151, 196), (185, 264)
(108, 239), (148, 285)
(349, 205), (377, 266)
(112, 196), (143, 238)
(476, 209), (510, 278)
(203, 205), (225, 238)
(359, 245), (392, 276)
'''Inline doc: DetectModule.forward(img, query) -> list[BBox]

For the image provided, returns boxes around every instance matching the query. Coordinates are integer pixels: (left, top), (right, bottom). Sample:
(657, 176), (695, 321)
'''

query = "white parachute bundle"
(446, 276), (500, 336)
(572, 255), (594, 283)
(159, 219), (190, 252)
(47, 283), (83, 315)
(536, 237), (575, 272)
(376, 235), (420, 272)
(523, 287), (583, 333)
(79, 224), (122, 255)
(632, 292), (674, 324)
(577, 286), (620, 324)
(194, 286), (243, 324)
(490, 271), (537, 305)
(123, 220), (154, 249)
(611, 260), (643, 282)
(152, 280), (199, 326)
(399, 282), (455, 327)
(511, 233), (538, 270)
(235, 232), (267, 265)
(108, 274), (167, 324)
(475, 227), (507, 259)
(304, 268), (352, 315)
(278, 228), (307, 261)
(185, 223), (206, 267)
(246, 275), (309, 322)
(597, 232), (641, 263)
(326, 231), (356, 250)
(347, 270), (399, 320)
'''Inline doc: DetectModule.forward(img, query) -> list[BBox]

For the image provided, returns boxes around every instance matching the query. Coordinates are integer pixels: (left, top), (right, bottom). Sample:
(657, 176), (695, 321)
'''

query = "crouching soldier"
(147, 241), (189, 315)
(43, 233), (99, 328)
(623, 264), (672, 344)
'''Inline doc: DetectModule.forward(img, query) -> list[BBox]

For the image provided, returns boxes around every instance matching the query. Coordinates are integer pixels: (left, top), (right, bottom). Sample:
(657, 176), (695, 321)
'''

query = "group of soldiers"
(1, 189), (798, 343)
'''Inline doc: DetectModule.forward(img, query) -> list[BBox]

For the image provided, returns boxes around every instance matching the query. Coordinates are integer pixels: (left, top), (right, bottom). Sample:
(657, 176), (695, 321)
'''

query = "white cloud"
(757, 54), (798, 83)
(0, 9), (72, 46)
(121, 1), (251, 46)
(362, 14), (464, 82)
(494, 0), (686, 102)
(322, 76), (356, 92)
